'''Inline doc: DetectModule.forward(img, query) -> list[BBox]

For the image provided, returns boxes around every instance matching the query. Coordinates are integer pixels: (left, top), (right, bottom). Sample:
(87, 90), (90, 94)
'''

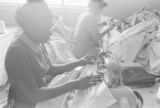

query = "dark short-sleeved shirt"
(5, 35), (50, 107)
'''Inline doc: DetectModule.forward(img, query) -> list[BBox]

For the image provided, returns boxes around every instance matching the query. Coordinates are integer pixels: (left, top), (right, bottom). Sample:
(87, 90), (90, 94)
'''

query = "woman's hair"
(15, 2), (53, 30)
(88, 0), (107, 9)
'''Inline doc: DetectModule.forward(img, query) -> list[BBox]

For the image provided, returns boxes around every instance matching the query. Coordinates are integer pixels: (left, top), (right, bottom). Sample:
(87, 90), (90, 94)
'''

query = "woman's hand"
(74, 75), (102, 90)
(78, 55), (96, 66)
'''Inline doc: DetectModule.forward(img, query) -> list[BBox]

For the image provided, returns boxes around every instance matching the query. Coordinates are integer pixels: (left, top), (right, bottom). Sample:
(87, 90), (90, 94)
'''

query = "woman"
(73, 0), (111, 59)
(5, 2), (102, 108)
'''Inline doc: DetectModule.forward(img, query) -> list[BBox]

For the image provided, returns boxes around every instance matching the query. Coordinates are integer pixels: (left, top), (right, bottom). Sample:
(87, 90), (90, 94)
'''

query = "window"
(0, 0), (89, 6)
(64, 0), (89, 6)
(0, 0), (26, 3)
(46, 0), (62, 5)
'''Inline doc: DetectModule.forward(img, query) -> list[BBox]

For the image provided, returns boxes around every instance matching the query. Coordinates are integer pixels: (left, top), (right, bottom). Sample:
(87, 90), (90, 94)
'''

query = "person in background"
(73, 0), (112, 59)
(5, 2), (102, 108)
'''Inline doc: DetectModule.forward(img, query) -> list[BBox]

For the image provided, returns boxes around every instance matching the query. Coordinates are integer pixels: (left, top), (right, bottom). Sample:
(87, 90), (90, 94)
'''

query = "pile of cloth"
(63, 65), (140, 108)
(127, 7), (160, 26)
(104, 8), (160, 76)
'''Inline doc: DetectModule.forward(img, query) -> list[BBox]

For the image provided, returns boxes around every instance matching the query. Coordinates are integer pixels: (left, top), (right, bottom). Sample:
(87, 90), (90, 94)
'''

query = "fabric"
(119, 20), (157, 42)
(111, 32), (145, 62)
(64, 65), (140, 108)
(149, 42), (160, 76)
(48, 39), (75, 63)
(5, 35), (50, 107)
(122, 32), (145, 63)
(109, 20), (157, 63)
(52, 16), (73, 44)
(65, 65), (116, 108)
(108, 29), (121, 46)
(36, 70), (76, 108)
(152, 42), (160, 57)
(0, 66), (8, 88)
(70, 82), (116, 108)
(122, 67), (157, 87)
(157, 87), (160, 100)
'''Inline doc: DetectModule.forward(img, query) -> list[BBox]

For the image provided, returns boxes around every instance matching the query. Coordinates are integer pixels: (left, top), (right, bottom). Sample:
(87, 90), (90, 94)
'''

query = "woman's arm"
(18, 67), (102, 103)
(18, 74), (77, 103)
(5, 48), (101, 103)
(47, 55), (95, 77)
(47, 60), (81, 76)
(18, 74), (101, 103)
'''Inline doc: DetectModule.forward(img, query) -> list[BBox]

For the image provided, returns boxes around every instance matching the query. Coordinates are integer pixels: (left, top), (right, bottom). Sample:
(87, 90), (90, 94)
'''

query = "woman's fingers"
(89, 75), (103, 83)
(76, 75), (103, 90)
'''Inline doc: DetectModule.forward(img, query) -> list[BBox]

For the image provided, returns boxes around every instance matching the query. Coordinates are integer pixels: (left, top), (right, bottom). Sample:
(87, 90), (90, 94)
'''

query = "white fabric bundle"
(68, 65), (116, 108)
(109, 20), (158, 63)
(70, 81), (116, 108)
(149, 41), (160, 76)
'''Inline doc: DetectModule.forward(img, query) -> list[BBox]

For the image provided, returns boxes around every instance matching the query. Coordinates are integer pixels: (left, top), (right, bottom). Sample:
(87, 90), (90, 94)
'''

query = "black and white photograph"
(0, 0), (160, 108)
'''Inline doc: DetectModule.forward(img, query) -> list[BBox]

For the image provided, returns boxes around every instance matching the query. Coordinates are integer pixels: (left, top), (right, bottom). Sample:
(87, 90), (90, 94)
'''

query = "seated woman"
(4, 2), (102, 108)
(72, 0), (111, 59)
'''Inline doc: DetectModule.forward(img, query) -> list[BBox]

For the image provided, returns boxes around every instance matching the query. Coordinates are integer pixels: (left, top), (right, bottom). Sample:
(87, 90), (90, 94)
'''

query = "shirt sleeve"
(5, 46), (35, 84)
(5, 45), (40, 102)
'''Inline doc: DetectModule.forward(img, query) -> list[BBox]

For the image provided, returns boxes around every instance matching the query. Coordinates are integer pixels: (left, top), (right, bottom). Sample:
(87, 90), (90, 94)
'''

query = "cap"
(90, 0), (108, 7)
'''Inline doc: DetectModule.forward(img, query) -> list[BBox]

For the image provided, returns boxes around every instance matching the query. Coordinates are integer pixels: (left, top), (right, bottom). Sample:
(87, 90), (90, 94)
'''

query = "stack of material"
(110, 20), (158, 62)
(64, 65), (116, 108)
(104, 8), (160, 76)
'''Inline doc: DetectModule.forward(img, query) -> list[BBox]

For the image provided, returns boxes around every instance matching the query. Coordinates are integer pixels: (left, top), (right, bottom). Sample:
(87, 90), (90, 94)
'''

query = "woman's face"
(18, 3), (54, 44)
(37, 19), (54, 43)
(24, 15), (53, 44)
